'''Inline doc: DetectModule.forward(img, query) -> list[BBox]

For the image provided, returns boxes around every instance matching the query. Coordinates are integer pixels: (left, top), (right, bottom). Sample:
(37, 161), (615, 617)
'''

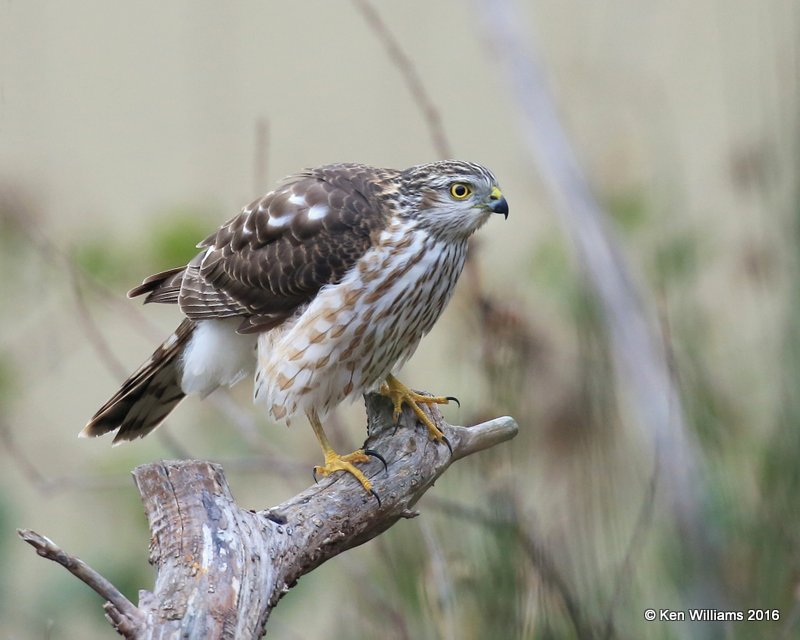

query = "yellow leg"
(379, 374), (454, 444)
(308, 411), (383, 503)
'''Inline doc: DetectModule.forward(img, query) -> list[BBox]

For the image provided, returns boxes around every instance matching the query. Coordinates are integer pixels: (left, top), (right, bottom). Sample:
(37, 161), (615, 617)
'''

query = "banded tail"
(81, 319), (195, 444)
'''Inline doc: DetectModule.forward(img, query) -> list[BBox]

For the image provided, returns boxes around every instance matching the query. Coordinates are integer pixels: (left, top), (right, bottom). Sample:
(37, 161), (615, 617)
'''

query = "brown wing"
(130, 164), (397, 333)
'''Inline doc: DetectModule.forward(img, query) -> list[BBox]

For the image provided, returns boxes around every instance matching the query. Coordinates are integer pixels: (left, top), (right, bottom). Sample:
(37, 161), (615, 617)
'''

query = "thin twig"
(344, 555), (414, 640)
(420, 518), (457, 640)
(425, 495), (598, 639)
(70, 267), (128, 380)
(513, 515), (598, 640)
(3, 192), (162, 342)
(0, 419), (134, 493)
(18, 529), (144, 636)
(601, 456), (659, 640)
(351, 0), (453, 159)
(0, 417), (51, 491)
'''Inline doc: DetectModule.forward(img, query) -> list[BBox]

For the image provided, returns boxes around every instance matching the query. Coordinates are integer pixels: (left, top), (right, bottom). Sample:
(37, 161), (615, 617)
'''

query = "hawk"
(82, 161), (508, 499)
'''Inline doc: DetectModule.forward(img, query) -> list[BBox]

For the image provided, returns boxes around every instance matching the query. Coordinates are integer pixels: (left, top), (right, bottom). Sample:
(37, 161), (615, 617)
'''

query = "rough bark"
(19, 392), (517, 638)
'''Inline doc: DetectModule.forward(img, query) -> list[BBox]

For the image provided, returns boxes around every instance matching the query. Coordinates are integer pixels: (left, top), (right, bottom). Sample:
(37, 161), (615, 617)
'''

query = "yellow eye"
(449, 182), (473, 200)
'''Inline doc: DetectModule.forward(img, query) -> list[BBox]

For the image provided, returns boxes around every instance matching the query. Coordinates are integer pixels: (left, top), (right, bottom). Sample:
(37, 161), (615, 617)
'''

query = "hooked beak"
(488, 186), (509, 219)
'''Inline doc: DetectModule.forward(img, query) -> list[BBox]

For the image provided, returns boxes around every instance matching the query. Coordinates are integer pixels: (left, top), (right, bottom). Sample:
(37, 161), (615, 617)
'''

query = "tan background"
(1, 1), (797, 638)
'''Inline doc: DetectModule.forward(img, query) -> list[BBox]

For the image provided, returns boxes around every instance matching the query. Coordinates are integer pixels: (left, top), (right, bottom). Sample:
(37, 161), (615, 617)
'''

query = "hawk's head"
(395, 160), (508, 239)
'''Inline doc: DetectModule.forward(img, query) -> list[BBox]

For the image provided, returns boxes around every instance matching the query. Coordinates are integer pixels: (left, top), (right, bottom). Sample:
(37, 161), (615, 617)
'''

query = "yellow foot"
(313, 449), (386, 505)
(380, 374), (456, 449)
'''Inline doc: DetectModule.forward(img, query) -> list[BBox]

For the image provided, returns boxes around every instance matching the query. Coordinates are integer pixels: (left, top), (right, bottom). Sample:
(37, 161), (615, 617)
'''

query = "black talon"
(446, 395), (460, 408)
(441, 435), (453, 455)
(312, 468), (319, 484)
(370, 488), (382, 507)
(363, 448), (388, 473)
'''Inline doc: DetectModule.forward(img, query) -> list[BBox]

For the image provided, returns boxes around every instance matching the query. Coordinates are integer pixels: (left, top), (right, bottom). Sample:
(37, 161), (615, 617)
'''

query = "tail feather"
(82, 319), (195, 443)
(128, 266), (185, 303)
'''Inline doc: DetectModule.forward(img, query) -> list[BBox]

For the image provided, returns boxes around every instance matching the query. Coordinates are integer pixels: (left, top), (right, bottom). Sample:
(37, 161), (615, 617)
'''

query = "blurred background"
(1, 1), (798, 638)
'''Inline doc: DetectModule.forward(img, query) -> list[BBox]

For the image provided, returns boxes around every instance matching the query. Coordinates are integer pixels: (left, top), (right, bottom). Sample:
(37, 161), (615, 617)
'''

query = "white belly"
(254, 223), (466, 423)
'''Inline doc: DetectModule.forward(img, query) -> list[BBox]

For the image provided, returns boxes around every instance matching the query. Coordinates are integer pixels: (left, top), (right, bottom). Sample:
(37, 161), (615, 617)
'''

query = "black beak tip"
(490, 197), (509, 219)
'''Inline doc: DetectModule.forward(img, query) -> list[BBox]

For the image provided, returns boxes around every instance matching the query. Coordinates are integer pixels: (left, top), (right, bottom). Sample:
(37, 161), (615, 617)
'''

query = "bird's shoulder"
(177, 164), (403, 332)
(200, 163), (399, 254)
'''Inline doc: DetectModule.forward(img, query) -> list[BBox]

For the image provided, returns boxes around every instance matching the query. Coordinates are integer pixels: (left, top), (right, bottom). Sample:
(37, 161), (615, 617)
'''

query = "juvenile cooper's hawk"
(83, 161), (508, 498)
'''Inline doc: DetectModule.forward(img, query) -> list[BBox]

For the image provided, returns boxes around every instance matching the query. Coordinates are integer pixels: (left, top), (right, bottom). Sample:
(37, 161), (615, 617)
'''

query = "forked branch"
(19, 393), (517, 638)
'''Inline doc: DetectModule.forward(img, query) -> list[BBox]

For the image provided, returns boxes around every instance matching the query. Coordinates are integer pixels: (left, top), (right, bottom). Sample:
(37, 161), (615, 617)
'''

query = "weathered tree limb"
(17, 528), (146, 636)
(19, 392), (517, 638)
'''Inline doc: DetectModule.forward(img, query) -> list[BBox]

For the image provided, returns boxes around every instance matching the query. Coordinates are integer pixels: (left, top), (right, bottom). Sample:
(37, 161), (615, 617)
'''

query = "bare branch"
(601, 456), (659, 640)
(20, 393), (517, 638)
(70, 268), (129, 380)
(0, 417), (52, 491)
(474, 0), (716, 589)
(17, 529), (145, 638)
(352, 0), (453, 159)
(2, 188), (162, 343)
(426, 495), (597, 639)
